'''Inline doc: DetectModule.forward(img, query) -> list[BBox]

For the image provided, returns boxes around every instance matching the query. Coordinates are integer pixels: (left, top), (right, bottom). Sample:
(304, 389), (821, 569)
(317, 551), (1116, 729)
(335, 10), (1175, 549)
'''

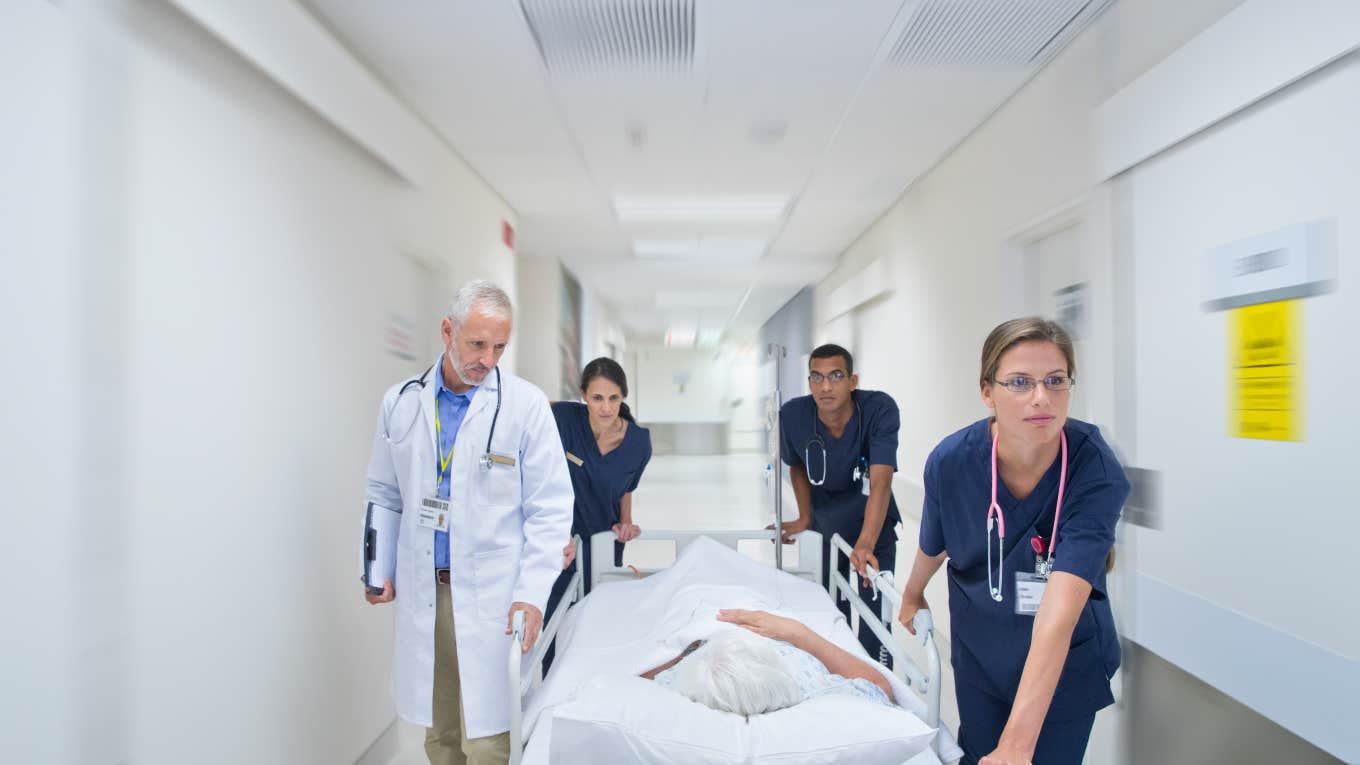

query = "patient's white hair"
(672, 630), (801, 716)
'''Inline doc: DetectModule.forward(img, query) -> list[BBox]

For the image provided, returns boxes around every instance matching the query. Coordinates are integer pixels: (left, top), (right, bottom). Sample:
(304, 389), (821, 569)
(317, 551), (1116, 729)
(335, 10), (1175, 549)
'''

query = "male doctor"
(363, 280), (573, 765)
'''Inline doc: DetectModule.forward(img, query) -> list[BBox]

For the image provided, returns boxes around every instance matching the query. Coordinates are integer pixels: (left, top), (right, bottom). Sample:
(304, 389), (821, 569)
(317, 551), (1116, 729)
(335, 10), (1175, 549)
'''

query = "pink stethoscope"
(986, 427), (1068, 603)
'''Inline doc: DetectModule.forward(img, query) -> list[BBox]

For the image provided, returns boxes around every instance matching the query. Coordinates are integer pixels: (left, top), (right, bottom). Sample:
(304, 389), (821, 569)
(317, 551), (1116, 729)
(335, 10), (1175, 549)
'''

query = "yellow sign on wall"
(1229, 300), (1301, 441)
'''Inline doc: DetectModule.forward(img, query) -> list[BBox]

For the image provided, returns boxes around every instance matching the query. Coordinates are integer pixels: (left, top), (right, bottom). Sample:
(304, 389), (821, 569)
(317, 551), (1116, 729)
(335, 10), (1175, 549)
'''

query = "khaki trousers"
(425, 581), (510, 765)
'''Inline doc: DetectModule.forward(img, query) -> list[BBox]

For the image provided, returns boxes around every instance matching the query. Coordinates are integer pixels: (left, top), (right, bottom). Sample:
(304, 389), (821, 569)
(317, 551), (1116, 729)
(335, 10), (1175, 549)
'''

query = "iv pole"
(768, 342), (786, 570)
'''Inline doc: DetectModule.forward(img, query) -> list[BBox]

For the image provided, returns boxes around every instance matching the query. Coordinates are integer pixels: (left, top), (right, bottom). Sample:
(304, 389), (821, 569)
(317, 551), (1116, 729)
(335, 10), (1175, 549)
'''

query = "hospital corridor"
(4, 1), (1358, 764)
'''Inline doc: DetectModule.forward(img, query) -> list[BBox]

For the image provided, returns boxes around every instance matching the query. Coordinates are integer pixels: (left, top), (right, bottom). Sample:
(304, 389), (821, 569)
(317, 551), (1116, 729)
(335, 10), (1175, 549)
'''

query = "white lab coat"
(364, 358), (573, 738)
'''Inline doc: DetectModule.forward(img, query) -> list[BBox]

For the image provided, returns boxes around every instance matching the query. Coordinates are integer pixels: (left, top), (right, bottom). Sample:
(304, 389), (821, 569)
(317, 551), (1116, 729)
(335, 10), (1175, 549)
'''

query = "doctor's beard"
(448, 350), (490, 387)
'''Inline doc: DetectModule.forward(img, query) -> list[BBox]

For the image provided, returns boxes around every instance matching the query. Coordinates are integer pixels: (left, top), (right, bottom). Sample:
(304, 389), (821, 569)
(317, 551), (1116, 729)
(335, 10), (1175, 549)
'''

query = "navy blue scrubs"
(545, 402), (652, 622)
(921, 417), (1128, 765)
(780, 389), (903, 663)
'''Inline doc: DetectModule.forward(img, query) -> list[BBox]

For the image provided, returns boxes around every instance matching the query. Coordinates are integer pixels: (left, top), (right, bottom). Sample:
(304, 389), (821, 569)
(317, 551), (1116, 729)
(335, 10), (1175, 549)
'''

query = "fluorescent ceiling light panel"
(700, 238), (768, 261)
(615, 196), (788, 222)
(655, 288), (747, 309)
(634, 238), (699, 258)
(634, 237), (768, 262)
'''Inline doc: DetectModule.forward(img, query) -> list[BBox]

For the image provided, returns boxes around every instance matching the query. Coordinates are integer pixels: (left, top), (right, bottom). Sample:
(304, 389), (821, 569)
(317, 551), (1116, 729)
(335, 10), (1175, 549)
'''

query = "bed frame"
(508, 529), (961, 764)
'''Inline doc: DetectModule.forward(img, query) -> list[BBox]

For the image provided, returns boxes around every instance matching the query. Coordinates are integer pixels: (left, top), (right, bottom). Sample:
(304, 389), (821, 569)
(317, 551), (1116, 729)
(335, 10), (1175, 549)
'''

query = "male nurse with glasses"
(776, 343), (904, 666)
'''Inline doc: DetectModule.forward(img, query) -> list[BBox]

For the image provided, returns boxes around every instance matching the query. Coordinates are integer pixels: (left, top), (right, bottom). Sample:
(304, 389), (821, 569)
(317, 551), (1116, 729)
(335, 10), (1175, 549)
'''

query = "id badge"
(418, 495), (450, 532)
(1014, 572), (1047, 616)
(862, 475), (871, 497)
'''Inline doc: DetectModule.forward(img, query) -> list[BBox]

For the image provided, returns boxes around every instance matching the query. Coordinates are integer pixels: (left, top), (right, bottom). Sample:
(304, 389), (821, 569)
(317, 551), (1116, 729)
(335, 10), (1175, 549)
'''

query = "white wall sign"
(1203, 220), (1336, 310)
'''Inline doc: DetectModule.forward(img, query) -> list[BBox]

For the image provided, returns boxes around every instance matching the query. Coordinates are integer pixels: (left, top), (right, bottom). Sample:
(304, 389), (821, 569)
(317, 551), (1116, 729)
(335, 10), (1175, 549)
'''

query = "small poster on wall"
(383, 312), (418, 361)
(1229, 299), (1301, 441)
(1053, 282), (1087, 340)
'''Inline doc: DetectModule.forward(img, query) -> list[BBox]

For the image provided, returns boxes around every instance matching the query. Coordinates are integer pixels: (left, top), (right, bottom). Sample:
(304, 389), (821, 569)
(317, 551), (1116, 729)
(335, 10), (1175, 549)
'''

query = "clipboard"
(362, 502), (400, 595)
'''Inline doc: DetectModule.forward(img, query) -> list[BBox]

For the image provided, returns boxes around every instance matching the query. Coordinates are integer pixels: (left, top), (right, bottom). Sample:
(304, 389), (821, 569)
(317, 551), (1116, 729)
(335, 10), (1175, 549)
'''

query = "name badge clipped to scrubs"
(855, 457), (870, 496)
(1014, 572), (1046, 615)
(1014, 537), (1053, 616)
(418, 495), (450, 532)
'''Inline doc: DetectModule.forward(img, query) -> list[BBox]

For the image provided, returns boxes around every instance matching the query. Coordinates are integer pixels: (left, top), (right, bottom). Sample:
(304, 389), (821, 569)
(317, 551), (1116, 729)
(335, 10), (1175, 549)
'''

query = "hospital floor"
(382, 454), (1124, 765)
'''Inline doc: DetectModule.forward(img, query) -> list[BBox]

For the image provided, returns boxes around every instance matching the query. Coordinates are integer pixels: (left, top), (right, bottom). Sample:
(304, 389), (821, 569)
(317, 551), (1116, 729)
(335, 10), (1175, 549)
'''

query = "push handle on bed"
(508, 609), (525, 765)
(911, 608), (935, 644)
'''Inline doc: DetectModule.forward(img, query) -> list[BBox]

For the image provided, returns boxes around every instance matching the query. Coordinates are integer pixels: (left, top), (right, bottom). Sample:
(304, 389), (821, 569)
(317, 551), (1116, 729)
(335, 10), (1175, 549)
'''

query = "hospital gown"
(653, 638), (891, 708)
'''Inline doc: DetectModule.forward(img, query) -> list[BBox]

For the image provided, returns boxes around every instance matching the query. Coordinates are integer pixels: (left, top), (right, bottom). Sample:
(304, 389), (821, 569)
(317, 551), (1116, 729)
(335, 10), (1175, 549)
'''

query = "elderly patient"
(639, 609), (895, 716)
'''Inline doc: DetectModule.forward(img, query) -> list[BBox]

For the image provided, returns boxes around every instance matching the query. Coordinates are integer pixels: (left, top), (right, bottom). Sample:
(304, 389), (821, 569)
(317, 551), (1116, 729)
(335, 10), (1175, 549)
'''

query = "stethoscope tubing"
(803, 401), (862, 487)
(385, 359), (504, 473)
(986, 426), (1068, 602)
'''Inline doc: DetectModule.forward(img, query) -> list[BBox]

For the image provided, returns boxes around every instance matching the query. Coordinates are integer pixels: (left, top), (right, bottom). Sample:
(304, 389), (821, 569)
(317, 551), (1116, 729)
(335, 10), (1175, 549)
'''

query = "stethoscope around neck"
(385, 360), (504, 472)
(803, 401), (863, 487)
(986, 426), (1068, 602)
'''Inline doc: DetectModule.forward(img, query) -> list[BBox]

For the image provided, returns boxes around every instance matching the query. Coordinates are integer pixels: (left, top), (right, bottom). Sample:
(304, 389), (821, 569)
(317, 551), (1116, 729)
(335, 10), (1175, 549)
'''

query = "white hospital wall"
(814, 0), (1356, 761)
(0, 4), (86, 763)
(514, 253), (565, 398)
(514, 255), (628, 402)
(578, 284), (628, 371)
(1, 1), (516, 763)
(633, 346), (733, 424)
(1115, 48), (1359, 760)
(814, 0), (1245, 483)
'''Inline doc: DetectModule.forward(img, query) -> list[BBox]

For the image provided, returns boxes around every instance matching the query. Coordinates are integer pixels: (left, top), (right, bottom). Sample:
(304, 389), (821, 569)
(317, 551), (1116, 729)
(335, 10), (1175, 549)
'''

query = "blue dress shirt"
(434, 363), (475, 570)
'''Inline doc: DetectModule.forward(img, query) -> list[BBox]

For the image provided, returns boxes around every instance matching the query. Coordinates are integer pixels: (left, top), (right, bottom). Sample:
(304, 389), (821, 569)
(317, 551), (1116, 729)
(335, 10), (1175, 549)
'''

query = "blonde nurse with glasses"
(897, 318), (1128, 765)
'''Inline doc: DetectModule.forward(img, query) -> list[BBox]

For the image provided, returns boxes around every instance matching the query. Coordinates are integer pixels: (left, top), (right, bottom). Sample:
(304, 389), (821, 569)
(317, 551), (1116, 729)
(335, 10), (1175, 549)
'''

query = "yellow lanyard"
(434, 403), (457, 490)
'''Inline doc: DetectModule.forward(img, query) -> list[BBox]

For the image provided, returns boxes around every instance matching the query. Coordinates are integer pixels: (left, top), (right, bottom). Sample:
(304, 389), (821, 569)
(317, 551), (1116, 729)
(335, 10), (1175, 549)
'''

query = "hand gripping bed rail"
(828, 533), (958, 761)
(509, 535), (584, 765)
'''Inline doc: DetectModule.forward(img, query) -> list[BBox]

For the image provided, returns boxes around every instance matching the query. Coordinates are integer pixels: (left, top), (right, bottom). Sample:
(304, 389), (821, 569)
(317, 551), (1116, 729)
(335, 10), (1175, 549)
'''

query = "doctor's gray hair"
(448, 280), (513, 330)
(671, 630), (801, 717)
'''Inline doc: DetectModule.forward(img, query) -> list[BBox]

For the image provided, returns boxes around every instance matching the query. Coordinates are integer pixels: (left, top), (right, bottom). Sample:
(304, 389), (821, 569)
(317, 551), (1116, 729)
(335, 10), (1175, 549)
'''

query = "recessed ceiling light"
(614, 196), (788, 223)
(626, 122), (647, 150)
(748, 120), (788, 146)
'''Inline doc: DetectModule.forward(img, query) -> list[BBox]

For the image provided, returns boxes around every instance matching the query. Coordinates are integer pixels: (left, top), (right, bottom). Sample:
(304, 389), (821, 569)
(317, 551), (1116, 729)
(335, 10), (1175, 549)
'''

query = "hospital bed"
(507, 529), (964, 764)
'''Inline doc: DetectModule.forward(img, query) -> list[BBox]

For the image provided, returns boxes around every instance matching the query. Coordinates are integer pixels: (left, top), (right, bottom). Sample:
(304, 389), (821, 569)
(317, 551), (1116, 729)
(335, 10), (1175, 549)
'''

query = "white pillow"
(549, 675), (937, 765)
(549, 676), (747, 764)
(748, 694), (937, 764)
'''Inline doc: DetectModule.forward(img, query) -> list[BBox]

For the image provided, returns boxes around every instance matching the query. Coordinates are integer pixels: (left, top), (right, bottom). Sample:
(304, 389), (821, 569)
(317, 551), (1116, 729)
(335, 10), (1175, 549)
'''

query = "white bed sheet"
(521, 536), (949, 764)
(522, 713), (946, 765)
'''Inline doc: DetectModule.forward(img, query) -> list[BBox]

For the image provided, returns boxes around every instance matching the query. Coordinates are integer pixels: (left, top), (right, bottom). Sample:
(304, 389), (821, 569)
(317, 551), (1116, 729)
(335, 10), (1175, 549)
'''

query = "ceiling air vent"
(885, 0), (1107, 68)
(519, 0), (696, 75)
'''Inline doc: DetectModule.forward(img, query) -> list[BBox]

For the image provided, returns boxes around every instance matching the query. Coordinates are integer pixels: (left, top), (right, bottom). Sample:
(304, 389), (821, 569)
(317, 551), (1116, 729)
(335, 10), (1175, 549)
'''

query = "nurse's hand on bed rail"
(717, 609), (810, 643)
(562, 541), (576, 569)
(506, 602), (543, 653)
(611, 522), (641, 542)
(850, 543), (879, 588)
(766, 516), (809, 544)
(896, 591), (930, 635)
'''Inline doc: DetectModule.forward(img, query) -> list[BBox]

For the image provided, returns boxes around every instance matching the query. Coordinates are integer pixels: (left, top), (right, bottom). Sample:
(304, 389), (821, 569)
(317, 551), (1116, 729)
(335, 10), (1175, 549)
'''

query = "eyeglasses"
(808, 370), (848, 385)
(992, 376), (1075, 393)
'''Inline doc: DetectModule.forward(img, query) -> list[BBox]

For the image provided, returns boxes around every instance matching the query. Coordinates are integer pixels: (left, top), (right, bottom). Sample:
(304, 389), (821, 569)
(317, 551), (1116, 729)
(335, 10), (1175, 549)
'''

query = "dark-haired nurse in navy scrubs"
(544, 357), (652, 634)
(897, 318), (1128, 765)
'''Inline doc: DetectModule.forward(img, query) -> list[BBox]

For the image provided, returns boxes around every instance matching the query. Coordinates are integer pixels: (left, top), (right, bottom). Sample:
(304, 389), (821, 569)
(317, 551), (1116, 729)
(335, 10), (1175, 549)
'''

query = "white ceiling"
(306, 0), (1111, 345)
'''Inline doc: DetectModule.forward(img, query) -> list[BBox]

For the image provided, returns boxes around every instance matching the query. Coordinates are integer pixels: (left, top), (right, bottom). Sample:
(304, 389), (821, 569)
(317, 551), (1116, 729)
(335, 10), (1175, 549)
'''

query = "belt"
(436, 568), (451, 585)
